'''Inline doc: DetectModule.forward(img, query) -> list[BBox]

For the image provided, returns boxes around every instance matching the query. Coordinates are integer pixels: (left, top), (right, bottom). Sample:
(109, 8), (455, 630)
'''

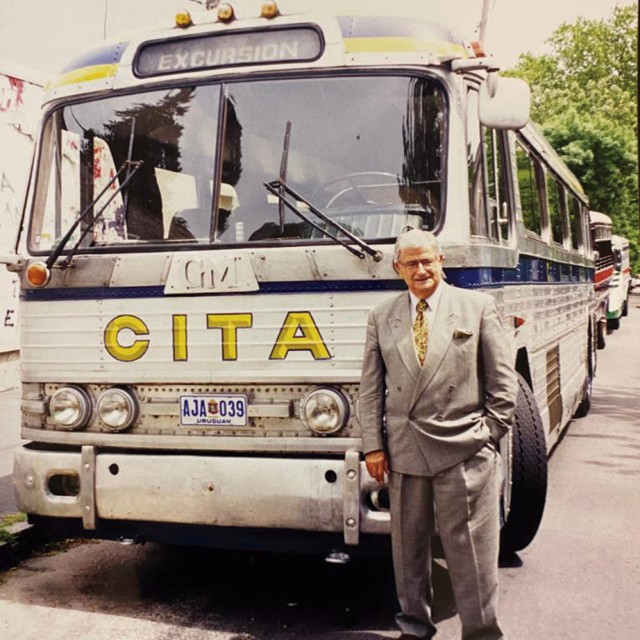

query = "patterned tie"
(413, 299), (429, 366)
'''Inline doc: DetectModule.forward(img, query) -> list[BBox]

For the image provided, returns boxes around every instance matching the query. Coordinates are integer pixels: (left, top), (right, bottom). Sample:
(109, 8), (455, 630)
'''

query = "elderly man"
(358, 229), (517, 640)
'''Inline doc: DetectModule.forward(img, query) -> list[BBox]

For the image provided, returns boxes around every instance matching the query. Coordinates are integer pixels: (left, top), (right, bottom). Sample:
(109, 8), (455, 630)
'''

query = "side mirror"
(0, 252), (24, 273)
(479, 75), (530, 130)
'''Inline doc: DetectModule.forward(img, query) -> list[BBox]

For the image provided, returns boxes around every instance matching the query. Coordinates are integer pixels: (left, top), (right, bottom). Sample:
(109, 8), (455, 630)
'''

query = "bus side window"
(566, 193), (582, 251)
(515, 140), (543, 237)
(485, 128), (510, 243)
(545, 171), (565, 246)
(581, 204), (591, 255)
(466, 88), (489, 238)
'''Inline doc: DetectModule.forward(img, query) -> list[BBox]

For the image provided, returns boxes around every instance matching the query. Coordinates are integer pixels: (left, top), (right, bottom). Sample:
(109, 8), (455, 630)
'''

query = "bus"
(5, 0), (595, 558)
(589, 211), (614, 348)
(607, 234), (631, 331)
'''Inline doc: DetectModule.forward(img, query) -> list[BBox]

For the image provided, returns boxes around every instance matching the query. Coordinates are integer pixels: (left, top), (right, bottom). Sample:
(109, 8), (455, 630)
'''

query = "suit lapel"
(410, 283), (456, 408)
(388, 292), (421, 381)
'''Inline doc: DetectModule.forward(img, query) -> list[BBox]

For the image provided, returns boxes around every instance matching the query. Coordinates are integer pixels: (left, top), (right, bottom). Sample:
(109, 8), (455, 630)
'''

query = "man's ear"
(392, 261), (400, 275)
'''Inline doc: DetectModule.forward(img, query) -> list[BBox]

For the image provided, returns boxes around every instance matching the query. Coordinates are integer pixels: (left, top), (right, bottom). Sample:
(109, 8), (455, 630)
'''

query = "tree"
(507, 3), (639, 271)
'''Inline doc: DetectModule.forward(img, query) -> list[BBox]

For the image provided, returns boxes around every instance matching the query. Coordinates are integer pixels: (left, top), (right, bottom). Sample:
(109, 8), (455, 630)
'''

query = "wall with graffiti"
(0, 67), (44, 373)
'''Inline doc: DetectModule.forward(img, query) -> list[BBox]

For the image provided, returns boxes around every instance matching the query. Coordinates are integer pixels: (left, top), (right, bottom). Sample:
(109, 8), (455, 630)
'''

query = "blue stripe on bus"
(22, 262), (594, 302)
(449, 262), (593, 288)
(59, 42), (127, 74)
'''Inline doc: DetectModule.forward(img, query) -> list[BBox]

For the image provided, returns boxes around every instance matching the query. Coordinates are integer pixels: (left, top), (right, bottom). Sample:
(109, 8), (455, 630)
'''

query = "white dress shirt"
(408, 283), (443, 329)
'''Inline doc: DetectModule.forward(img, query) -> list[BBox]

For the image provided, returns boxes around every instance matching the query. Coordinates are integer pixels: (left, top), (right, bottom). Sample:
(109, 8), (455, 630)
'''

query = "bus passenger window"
(485, 129), (510, 242)
(466, 89), (488, 237)
(516, 141), (543, 237)
(567, 194), (582, 250)
(546, 173), (565, 246)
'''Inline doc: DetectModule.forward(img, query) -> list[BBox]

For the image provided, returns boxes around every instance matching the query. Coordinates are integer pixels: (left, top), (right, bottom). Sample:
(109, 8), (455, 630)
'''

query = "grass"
(0, 512), (28, 545)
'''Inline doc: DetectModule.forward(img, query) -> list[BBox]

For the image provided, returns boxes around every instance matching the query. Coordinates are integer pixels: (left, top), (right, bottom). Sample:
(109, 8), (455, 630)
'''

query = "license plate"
(179, 394), (248, 427)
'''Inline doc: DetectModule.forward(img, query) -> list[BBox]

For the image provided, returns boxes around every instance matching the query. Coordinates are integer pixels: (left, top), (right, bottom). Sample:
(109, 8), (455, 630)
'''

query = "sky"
(0, 0), (636, 81)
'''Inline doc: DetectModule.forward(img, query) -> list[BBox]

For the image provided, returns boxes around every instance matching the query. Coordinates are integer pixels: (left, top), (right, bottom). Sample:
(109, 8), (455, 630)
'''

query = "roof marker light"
(471, 41), (486, 57)
(175, 11), (193, 28)
(261, 1), (280, 19)
(217, 3), (235, 22)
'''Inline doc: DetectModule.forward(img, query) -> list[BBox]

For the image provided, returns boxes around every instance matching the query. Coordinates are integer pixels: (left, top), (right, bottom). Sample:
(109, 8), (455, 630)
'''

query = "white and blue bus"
(607, 234), (631, 331)
(5, 0), (594, 557)
(589, 210), (614, 349)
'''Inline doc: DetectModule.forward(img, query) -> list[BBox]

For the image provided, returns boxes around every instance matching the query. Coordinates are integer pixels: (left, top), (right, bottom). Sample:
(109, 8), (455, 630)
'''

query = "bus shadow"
(560, 383), (640, 475)
(131, 545), (458, 636)
(1, 540), (460, 638)
(590, 384), (640, 418)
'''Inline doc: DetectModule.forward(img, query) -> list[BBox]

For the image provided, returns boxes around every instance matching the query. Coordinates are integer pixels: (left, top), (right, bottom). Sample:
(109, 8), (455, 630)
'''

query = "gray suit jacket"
(358, 281), (517, 476)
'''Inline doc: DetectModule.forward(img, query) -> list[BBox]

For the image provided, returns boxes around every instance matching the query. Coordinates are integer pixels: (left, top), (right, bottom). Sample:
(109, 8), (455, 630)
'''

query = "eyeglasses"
(398, 257), (441, 271)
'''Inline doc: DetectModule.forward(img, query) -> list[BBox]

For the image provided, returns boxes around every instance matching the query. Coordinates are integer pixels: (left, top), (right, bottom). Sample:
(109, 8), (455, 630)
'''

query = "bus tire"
(607, 316), (620, 331)
(500, 375), (548, 555)
(596, 321), (606, 349)
(622, 296), (629, 317)
(573, 380), (591, 418)
(573, 339), (594, 418)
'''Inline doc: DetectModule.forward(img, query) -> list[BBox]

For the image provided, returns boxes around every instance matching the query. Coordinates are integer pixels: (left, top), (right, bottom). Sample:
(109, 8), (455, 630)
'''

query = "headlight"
(97, 387), (138, 431)
(50, 386), (92, 430)
(299, 387), (349, 435)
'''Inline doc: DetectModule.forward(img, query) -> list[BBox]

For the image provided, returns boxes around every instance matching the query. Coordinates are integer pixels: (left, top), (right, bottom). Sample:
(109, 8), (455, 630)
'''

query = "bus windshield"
(30, 74), (445, 251)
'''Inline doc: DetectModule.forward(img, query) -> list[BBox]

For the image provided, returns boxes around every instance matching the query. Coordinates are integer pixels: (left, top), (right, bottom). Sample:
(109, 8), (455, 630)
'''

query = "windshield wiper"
(121, 117), (137, 220)
(46, 160), (143, 270)
(263, 179), (382, 261)
(277, 121), (292, 235)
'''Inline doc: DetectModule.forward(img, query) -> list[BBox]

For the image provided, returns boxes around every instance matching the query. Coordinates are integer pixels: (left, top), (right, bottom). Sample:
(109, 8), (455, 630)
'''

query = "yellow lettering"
(104, 315), (150, 362)
(173, 314), (187, 361)
(206, 313), (252, 361)
(270, 311), (331, 360)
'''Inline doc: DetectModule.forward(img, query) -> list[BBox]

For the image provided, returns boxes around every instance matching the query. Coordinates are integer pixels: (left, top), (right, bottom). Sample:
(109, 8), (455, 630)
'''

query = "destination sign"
(135, 27), (323, 77)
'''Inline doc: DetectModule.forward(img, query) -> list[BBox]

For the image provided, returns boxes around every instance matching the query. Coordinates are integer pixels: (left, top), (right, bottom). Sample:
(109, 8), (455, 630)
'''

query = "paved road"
(1, 293), (639, 639)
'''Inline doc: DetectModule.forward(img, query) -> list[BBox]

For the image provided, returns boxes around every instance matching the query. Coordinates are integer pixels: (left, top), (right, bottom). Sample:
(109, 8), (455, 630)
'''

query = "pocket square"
(453, 328), (473, 339)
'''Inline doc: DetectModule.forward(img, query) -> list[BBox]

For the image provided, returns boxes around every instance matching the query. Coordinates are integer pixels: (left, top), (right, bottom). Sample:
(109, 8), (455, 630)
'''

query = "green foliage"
(0, 512), (27, 545)
(507, 3), (639, 271)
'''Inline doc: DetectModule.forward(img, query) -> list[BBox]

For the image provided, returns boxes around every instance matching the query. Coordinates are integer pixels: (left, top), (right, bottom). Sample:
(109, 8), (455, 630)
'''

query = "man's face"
(395, 244), (444, 299)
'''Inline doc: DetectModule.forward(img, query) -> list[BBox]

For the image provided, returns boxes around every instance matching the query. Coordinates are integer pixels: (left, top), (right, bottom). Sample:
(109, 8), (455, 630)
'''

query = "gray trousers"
(389, 444), (503, 640)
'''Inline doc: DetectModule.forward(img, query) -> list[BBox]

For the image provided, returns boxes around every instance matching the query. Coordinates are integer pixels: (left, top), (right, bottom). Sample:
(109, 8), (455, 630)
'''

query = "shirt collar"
(409, 282), (443, 316)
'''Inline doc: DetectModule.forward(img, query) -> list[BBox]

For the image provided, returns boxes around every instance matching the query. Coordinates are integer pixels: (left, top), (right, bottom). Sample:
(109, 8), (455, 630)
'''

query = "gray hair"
(393, 228), (442, 263)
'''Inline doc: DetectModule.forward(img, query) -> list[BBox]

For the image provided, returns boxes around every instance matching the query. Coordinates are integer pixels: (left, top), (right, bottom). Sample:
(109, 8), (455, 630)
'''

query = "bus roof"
(525, 122), (586, 199)
(589, 211), (613, 226)
(611, 235), (629, 249)
(44, 3), (471, 99)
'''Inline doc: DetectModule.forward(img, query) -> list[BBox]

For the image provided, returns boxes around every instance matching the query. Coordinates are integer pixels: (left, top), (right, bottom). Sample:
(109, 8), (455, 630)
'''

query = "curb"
(0, 521), (42, 570)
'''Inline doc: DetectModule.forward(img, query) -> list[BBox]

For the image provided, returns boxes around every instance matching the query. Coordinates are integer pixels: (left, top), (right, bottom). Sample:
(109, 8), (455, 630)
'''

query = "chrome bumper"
(14, 446), (390, 545)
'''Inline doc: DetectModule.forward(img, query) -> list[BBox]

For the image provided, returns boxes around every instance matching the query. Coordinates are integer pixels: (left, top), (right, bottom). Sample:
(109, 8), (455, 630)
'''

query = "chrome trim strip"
(22, 428), (362, 453)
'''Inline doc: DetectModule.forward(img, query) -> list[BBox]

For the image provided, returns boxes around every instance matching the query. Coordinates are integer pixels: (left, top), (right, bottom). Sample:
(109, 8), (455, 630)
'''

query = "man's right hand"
(365, 449), (389, 483)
